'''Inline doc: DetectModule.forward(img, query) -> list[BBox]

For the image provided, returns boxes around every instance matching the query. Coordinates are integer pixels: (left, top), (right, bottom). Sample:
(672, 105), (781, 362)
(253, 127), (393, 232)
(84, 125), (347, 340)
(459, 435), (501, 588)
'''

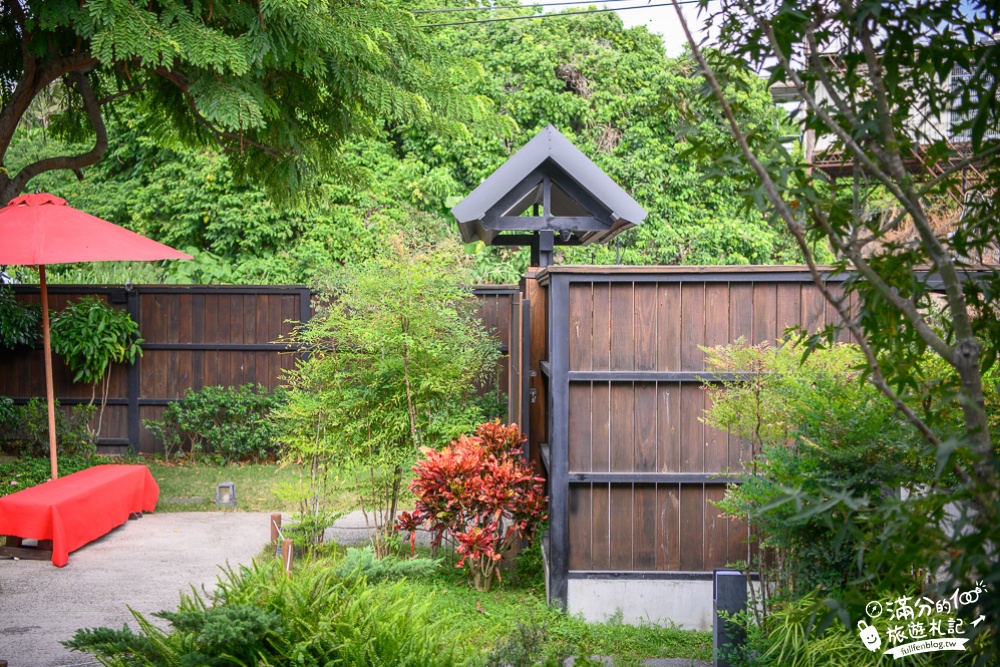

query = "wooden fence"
(0, 284), (517, 454)
(537, 266), (857, 607)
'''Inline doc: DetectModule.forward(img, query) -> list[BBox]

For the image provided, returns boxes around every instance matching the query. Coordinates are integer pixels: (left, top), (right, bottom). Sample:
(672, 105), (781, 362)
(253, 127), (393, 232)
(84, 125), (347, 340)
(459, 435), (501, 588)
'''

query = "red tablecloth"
(0, 464), (159, 566)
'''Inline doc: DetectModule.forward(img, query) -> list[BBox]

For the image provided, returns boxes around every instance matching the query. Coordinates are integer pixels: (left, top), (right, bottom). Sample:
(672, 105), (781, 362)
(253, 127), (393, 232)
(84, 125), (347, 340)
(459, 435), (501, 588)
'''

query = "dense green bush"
(0, 455), (106, 496)
(143, 384), (287, 463)
(50, 296), (143, 437)
(0, 397), (96, 458)
(706, 340), (929, 598)
(0, 286), (39, 349)
(66, 559), (460, 667)
(50, 297), (142, 386)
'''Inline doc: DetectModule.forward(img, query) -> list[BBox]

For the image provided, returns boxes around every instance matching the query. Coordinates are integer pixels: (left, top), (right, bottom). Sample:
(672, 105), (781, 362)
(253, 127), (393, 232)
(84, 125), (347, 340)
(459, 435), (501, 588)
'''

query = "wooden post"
(270, 513), (281, 545)
(39, 265), (58, 481)
(281, 539), (294, 576)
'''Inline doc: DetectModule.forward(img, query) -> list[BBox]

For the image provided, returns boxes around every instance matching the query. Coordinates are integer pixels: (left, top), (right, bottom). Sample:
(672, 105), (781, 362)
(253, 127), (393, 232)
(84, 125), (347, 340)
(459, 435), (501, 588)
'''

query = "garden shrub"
(397, 421), (547, 591)
(332, 546), (440, 582)
(0, 397), (96, 458)
(706, 340), (930, 599)
(50, 296), (142, 436)
(143, 384), (287, 463)
(65, 559), (460, 667)
(0, 395), (15, 429)
(0, 286), (39, 349)
(0, 454), (106, 496)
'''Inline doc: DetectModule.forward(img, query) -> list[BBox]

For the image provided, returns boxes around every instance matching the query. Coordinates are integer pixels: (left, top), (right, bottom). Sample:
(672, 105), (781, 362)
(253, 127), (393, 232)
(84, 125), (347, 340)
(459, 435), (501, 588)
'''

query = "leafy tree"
(672, 0), (1000, 653)
(404, 8), (800, 274)
(275, 240), (499, 555)
(0, 0), (501, 206)
(4, 6), (797, 285)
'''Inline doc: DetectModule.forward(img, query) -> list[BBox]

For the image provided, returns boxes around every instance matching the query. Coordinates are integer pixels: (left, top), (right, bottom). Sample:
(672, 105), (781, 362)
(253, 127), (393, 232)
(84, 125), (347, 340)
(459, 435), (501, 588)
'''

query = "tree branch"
(152, 67), (292, 157)
(2, 71), (108, 203)
(0, 52), (99, 176)
(99, 82), (148, 106)
(670, 0), (954, 456)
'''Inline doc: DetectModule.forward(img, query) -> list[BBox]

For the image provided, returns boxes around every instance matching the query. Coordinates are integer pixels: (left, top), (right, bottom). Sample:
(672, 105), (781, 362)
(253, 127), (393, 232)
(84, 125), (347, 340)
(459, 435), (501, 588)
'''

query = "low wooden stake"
(270, 513), (281, 545)
(281, 539), (294, 576)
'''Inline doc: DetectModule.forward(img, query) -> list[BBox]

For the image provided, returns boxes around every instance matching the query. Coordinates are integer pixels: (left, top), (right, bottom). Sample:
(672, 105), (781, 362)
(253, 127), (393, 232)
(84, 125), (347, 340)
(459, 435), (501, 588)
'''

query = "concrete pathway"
(0, 512), (274, 667)
(0, 511), (708, 667)
(0, 510), (426, 667)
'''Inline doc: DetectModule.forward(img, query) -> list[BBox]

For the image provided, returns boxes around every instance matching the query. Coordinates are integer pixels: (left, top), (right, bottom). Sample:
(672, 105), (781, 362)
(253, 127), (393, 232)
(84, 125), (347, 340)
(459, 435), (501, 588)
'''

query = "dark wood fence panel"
(567, 481), (735, 572)
(471, 286), (519, 409)
(545, 267), (857, 606)
(2, 285), (515, 455)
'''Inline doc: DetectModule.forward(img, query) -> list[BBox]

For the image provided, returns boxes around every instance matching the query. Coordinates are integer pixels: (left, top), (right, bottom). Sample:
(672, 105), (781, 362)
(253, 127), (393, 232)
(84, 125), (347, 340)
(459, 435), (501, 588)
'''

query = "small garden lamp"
(215, 482), (236, 508)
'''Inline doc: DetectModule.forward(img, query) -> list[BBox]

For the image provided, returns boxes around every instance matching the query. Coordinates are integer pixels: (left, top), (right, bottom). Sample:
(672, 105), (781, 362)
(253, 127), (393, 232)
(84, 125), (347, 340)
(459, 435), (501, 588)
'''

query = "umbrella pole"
(39, 265), (59, 481)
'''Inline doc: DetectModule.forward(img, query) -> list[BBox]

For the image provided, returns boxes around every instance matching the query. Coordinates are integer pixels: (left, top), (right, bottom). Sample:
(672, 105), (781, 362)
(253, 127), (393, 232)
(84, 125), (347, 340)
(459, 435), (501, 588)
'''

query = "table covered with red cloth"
(0, 464), (159, 566)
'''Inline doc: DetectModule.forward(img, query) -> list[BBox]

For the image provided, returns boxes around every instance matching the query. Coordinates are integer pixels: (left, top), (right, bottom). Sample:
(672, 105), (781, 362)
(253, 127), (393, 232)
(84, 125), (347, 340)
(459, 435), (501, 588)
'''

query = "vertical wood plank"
(568, 484), (592, 570)
(592, 382), (611, 472)
(679, 484), (705, 571)
(656, 483), (680, 570)
(610, 283), (634, 371)
(592, 484), (611, 569)
(568, 382), (593, 472)
(633, 483), (656, 570)
(569, 284), (593, 372)
(705, 484), (729, 569)
(801, 283), (825, 334)
(192, 293), (205, 344)
(752, 283), (777, 346)
(704, 283), (729, 352)
(633, 283), (657, 371)
(729, 513), (750, 569)
(680, 283), (705, 371)
(728, 283), (754, 343)
(633, 382), (657, 472)
(703, 282), (730, 476)
(610, 484), (633, 570)
(592, 283), (611, 372)
(776, 283), (802, 340)
(827, 283), (851, 342)
(704, 388), (729, 473)
(679, 383), (705, 472)
(610, 382), (634, 472)
(656, 283), (680, 371)
(243, 294), (258, 385)
(656, 382), (681, 472)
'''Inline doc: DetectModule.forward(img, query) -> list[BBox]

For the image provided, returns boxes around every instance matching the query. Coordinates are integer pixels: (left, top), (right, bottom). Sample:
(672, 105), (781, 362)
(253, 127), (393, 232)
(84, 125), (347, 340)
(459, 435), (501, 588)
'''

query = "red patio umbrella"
(0, 193), (192, 480)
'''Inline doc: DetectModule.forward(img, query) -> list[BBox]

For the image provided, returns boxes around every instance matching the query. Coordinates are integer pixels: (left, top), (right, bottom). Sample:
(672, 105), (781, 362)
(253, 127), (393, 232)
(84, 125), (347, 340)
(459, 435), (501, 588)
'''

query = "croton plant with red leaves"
(396, 421), (547, 591)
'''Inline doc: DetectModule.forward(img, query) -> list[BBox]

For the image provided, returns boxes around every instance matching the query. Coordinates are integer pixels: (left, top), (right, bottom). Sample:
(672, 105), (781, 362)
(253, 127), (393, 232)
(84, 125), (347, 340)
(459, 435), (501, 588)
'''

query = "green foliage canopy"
(0, 0), (500, 206)
(4, 6), (795, 285)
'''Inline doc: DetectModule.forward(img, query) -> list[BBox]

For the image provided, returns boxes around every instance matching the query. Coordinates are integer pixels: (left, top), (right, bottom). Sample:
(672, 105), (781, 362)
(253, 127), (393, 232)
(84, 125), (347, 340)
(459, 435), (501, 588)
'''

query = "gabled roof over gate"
(451, 125), (647, 247)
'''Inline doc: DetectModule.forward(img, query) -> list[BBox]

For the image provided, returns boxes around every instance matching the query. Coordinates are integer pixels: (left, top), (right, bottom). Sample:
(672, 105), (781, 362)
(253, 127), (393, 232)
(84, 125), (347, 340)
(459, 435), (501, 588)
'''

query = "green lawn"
(147, 460), (359, 513)
(403, 573), (712, 666)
